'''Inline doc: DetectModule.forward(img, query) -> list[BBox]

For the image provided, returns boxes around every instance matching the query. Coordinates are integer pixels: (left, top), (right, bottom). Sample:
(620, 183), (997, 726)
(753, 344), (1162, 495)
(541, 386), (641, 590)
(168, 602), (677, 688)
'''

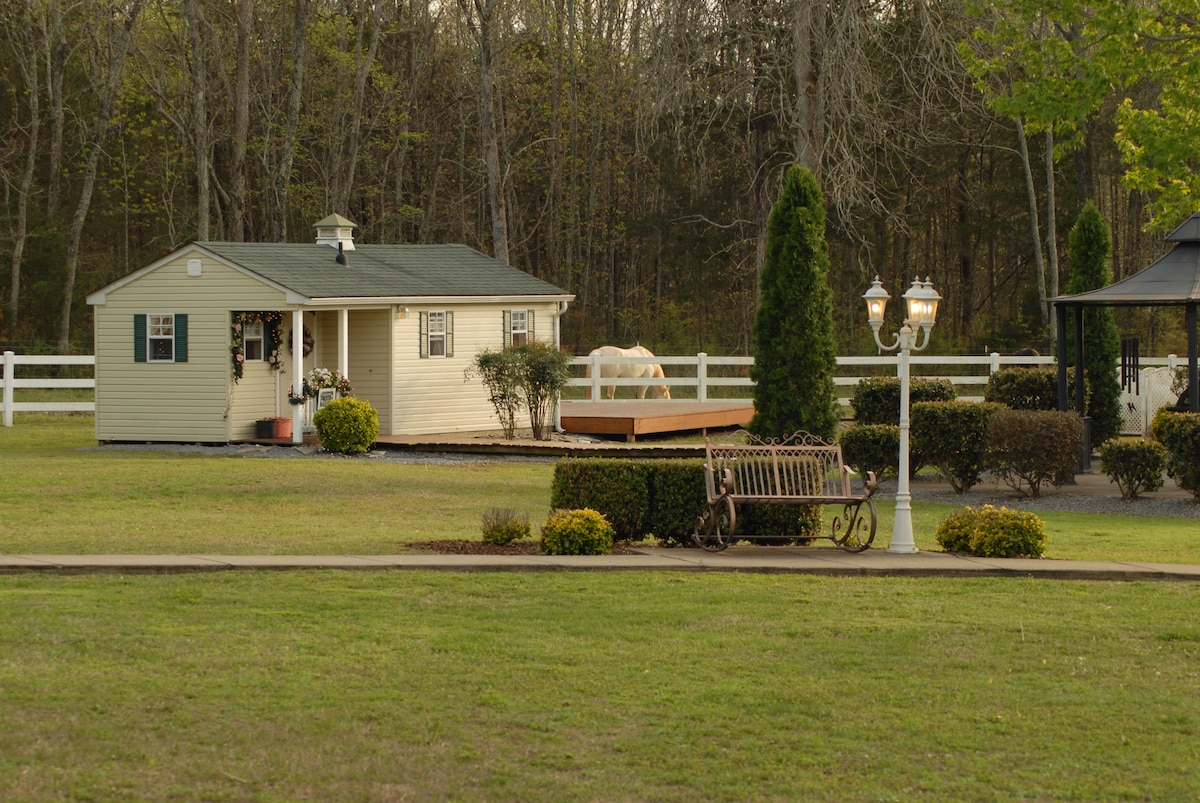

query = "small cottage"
(86, 215), (574, 443)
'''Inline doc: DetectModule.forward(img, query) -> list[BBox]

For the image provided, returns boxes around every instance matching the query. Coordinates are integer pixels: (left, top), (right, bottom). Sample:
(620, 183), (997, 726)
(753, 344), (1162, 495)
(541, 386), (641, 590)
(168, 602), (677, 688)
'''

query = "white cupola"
(313, 213), (357, 251)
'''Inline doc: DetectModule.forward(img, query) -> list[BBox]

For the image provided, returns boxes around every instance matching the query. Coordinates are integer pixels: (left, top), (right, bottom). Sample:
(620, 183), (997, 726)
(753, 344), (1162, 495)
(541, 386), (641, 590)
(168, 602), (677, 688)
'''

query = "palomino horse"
(586, 345), (671, 400)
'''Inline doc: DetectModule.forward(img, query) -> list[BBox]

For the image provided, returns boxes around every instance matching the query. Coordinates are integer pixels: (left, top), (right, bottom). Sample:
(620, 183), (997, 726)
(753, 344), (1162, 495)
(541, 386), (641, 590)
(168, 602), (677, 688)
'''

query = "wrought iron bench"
(693, 431), (878, 552)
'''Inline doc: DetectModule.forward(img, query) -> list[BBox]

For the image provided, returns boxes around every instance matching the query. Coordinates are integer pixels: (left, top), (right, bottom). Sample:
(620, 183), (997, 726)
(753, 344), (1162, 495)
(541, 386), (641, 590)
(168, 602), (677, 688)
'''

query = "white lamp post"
(863, 276), (941, 553)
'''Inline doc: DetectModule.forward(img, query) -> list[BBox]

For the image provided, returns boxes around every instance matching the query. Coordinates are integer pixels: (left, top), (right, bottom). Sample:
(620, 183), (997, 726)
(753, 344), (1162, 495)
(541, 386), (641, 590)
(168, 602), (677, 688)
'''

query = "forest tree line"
(1, 0), (1198, 357)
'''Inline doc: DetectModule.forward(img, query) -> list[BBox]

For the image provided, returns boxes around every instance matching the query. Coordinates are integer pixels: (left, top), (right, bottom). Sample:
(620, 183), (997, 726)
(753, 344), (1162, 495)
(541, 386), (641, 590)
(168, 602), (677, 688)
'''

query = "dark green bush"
(540, 508), (614, 555)
(985, 408), (1083, 498)
(1099, 439), (1167, 502)
(737, 504), (821, 544)
(550, 458), (653, 541)
(839, 424), (899, 479)
(851, 376), (955, 425)
(935, 505), (1046, 558)
(642, 459), (709, 547)
(1151, 410), (1200, 500)
(911, 401), (1001, 493)
(984, 367), (1084, 411)
(312, 397), (379, 455)
(550, 458), (707, 546)
(480, 508), (532, 545)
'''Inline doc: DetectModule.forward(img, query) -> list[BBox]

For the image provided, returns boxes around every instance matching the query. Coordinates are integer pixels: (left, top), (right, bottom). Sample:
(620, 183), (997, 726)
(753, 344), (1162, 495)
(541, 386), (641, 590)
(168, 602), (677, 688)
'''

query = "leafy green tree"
(748, 165), (838, 441)
(1065, 201), (1122, 449)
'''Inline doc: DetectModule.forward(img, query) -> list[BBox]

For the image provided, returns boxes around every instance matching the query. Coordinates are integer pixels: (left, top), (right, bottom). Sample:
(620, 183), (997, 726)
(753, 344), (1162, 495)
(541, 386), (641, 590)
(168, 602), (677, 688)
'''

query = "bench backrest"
(705, 441), (850, 499)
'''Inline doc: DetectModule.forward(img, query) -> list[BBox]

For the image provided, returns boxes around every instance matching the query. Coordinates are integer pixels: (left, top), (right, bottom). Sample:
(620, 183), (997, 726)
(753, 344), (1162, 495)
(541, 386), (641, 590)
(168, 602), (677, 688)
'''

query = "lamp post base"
(888, 496), (919, 554)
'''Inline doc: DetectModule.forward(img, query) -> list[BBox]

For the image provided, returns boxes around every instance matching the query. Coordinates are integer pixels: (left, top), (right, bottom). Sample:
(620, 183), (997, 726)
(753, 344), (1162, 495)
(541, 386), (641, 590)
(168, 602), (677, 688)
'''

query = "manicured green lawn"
(1, 571), (1197, 801)
(3, 415), (1199, 800)
(3, 414), (1198, 562)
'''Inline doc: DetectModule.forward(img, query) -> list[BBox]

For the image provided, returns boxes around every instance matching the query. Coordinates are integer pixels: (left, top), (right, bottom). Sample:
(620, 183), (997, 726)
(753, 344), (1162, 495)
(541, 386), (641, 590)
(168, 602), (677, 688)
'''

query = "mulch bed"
(407, 539), (644, 555)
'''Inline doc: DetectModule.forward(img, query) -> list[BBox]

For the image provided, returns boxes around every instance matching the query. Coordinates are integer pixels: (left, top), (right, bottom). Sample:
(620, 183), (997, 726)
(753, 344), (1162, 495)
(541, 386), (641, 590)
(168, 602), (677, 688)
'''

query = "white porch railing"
(3, 349), (1186, 435)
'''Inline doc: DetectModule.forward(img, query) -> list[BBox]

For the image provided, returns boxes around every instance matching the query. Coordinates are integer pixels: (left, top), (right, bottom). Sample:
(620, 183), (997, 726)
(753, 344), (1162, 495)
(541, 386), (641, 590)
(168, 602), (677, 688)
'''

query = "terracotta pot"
(273, 417), (292, 439)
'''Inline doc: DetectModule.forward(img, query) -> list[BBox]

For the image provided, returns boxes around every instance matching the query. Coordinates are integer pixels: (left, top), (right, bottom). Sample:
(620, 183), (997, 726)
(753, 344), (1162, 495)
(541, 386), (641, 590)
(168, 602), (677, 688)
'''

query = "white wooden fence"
(2, 351), (97, 427)
(3, 349), (1185, 433)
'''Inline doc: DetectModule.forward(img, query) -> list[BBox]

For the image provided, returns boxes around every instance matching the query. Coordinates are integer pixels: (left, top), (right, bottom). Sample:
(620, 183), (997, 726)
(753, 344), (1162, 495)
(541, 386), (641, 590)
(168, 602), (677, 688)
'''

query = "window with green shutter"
(134, 313), (187, 363)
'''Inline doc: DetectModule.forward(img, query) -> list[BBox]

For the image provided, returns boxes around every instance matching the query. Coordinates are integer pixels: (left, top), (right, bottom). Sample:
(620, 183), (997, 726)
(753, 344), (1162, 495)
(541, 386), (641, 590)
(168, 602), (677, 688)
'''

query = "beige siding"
(93, 252), (288, 442)
(390, 302), (562, 435)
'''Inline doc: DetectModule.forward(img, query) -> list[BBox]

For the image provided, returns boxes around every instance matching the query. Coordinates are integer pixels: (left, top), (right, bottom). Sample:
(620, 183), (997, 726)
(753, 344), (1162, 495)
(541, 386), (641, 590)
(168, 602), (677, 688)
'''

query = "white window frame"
(509, 310), (529, 347)
(148, 314), (176, 362)
(243, 320), (264, 361)
(428, 311), (447, 358)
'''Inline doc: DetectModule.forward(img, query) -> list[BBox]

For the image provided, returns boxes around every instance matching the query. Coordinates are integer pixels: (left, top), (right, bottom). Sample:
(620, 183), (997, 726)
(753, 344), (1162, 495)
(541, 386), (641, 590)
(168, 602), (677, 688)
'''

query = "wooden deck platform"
(557, 399), (754, 442)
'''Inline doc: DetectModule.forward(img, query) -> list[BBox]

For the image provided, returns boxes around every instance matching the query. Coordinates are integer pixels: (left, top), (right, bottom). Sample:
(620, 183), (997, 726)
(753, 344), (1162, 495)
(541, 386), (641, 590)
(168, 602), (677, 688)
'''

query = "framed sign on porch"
(315, 388), (337, 411)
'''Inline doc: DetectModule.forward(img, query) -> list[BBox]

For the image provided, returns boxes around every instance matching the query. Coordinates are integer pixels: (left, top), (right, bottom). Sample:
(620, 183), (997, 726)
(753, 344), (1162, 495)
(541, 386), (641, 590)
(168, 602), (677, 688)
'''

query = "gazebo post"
(1056, 305), (1069, 412)
(1188, 303), (1198, 413)
(1072, 306), (1090, 470)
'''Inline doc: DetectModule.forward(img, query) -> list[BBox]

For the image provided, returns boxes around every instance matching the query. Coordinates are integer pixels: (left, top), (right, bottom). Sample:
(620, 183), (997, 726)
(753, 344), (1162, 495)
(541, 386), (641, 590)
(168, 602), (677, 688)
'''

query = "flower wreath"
(288, 367), (354, 405)
(287, 324), (315, 357)
(230, 311), (284, 382)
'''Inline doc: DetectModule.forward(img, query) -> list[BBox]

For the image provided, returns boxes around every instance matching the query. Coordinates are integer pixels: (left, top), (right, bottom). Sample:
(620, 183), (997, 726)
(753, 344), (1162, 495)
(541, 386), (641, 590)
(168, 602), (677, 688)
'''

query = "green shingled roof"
(199, 242), (571, 300)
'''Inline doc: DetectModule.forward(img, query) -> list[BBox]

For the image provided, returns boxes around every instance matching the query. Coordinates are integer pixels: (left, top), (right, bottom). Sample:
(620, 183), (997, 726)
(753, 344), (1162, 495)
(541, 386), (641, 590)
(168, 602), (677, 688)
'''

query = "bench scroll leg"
(692, 497), (736, 552)
(831, 498), (877, 552)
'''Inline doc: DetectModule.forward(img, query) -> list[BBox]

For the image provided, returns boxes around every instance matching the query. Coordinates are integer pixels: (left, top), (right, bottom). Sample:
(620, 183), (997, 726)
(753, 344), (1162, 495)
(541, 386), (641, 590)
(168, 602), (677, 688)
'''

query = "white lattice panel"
(1119, 367), (1179, 436)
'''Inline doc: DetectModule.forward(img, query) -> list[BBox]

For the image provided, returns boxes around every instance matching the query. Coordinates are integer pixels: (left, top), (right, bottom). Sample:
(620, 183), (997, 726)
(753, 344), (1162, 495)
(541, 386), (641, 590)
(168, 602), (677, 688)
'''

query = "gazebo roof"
(1051, 212), (1200, 307)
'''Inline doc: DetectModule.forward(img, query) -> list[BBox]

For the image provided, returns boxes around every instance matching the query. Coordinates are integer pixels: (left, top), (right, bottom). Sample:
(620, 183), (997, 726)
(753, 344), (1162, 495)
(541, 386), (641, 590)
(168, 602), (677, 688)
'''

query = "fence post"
(697, 352), (708, 403)
(3, 351), (14, 427)
(591, 351), (603, 401)
(989, 352), (1000, 375)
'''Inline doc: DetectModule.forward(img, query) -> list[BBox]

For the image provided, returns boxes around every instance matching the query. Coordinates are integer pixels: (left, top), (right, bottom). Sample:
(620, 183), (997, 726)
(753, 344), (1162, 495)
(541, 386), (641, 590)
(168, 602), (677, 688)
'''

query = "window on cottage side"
(148, 314), (175, 362)
(428, 311), (447, 357)
(510, 310), (529, 347)
(243, 320), (264, 361)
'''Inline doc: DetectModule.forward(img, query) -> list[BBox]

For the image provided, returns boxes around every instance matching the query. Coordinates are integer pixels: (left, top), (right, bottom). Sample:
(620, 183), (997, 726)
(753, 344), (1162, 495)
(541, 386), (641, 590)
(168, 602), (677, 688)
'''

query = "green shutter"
(419, 312), (429, 358)
(502, 310), (511, 348)
(174, 314), (188, 362)
(446, 312), (454, 357)
(134, 314), (147, 362)
(528, 309), (535, 340)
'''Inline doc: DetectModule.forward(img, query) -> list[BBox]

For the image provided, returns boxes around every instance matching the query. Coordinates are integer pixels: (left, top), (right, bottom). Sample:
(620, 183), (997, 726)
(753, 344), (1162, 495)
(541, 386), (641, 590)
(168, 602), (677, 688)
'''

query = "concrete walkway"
(3, 547), (1199, 581)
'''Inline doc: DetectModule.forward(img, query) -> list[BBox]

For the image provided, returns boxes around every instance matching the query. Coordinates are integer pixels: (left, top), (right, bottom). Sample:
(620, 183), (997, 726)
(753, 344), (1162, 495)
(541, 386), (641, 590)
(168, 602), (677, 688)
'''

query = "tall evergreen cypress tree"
(1066, 201), (1122, 449)
(748, 165), (839, 441)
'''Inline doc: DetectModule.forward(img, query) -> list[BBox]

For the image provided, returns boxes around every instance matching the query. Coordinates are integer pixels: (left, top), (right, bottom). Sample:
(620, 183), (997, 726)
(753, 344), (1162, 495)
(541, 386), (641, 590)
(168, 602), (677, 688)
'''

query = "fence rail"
(3, 350), (1185, 431)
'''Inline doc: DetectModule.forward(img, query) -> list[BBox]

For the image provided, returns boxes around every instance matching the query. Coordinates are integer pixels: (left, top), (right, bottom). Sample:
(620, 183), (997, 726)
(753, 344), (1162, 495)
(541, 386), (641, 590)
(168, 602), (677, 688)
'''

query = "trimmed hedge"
(851, 376), (955, 425)
(984, 367), (1084, 411)
(985, 408), (1083, 498)
(550, 457), (822, 546)
(1099, 439), (1166, 502)
(911, 401), (1001, 493)
(1151, 410), (1200, 500)
(551, 458), (703, 546)
(839, 424), (899, 479)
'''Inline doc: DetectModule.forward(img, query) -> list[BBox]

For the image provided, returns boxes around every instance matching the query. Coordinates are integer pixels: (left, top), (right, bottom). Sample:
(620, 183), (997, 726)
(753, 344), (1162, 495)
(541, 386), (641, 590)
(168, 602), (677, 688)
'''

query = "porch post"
(1188, 303), (1198, 413)
(292, 309), (304, 444)
(338, 308), (349, 378)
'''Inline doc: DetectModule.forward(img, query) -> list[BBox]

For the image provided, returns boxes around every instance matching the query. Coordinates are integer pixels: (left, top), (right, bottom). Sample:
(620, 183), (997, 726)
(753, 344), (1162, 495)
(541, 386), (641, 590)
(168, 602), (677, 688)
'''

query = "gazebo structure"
(1051, 213), (1200, 443)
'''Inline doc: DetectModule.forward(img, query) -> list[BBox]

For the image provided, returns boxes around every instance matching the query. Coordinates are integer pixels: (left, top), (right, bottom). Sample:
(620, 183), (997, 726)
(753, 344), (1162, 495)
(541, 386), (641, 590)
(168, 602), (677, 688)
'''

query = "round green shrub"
(839, 424), (900, 479)
(312, 397), (379, 455)
(1151, 410), (1200, 500)
(480, 508), (532, 545)
(934, 508), (977, 553)
(935, 505), (1046, 558)
(851, 376), (955, 426)
(540, 508), (614, 555)
(1099, 438), (1166, 502)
